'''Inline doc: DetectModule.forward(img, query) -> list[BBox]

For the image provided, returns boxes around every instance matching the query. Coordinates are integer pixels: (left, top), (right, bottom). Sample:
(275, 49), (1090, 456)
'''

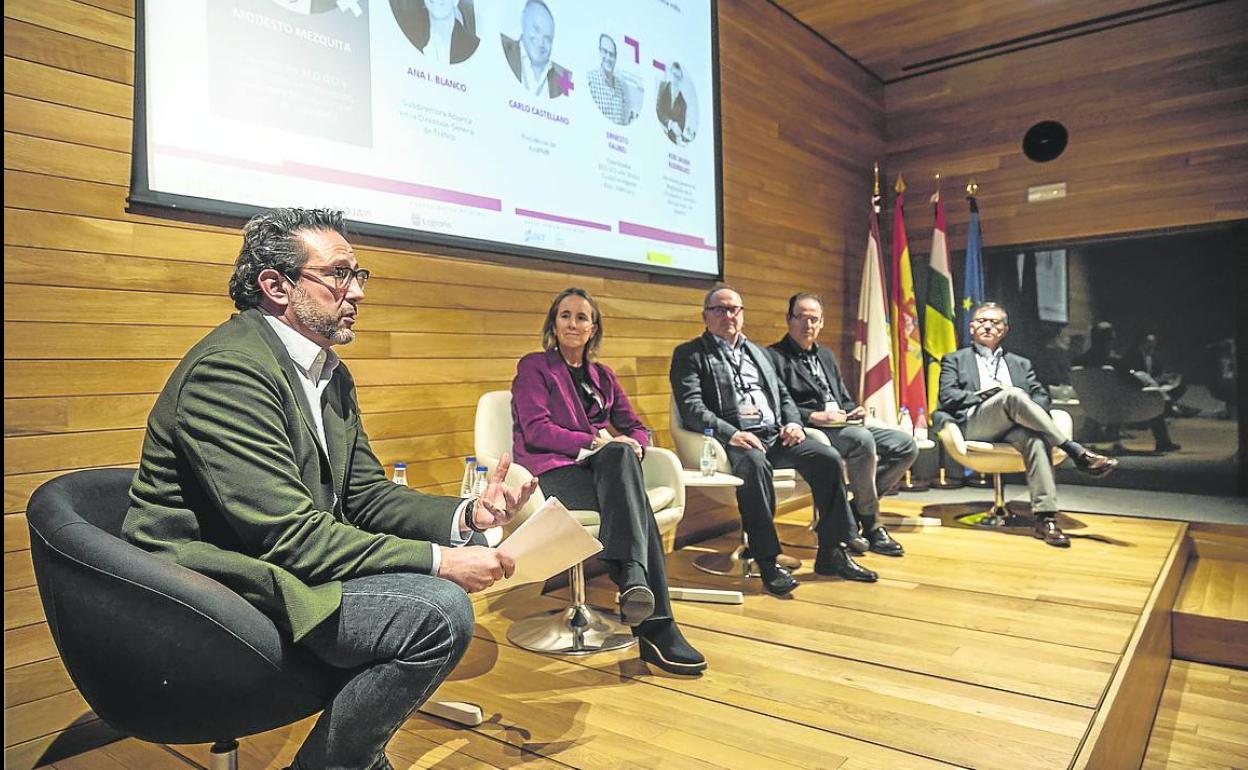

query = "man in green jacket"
(125, 208), (537, 770)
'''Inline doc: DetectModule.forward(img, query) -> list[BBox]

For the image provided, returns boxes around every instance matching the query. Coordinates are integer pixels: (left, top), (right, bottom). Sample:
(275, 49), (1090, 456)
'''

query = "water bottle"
(915, 408), (929, 442)
(391, 462), (408, 486)
(459, 456), (477, 497)
(473, 464), (489, 497)
(699, 428), (717, 477)
(898, 407), (913, 436)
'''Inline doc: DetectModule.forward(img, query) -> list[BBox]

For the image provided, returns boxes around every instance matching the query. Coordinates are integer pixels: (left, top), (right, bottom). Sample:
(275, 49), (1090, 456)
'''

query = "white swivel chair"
(668, 395), (829, 576)
(935, 409), (1073, 526)
(474, 391), (685, 655)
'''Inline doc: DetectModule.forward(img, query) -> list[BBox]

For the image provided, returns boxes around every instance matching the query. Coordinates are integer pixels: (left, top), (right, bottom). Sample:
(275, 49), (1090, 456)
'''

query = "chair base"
(210, 741), (238, 770)
(956, 508), (1038, 529)
(900, 470), (931, 492)
(506, 604), (637, 655)
(693, 545), (760, 578)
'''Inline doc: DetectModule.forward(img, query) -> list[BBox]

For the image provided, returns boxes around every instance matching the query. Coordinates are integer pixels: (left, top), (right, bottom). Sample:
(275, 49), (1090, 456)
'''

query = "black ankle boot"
(635, 619), (707, 674)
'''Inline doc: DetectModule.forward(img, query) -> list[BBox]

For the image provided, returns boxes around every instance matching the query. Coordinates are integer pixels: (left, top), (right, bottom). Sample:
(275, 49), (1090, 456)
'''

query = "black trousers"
(538, 443), (672, 622)
(726, 436), (856, 560)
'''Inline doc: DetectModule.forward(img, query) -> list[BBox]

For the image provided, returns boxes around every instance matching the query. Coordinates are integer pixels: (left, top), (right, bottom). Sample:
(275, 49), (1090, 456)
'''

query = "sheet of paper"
(575, 429), (614, 463)
(497, 497), (603, 585)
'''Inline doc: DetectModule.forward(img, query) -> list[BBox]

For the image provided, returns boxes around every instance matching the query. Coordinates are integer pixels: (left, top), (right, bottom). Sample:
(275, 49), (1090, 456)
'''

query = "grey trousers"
(964, 387), (1066, 515)
(814, 425), (919, 524)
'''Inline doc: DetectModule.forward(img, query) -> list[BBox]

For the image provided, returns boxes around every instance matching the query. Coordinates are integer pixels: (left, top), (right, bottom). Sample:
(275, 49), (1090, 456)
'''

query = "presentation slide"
(132, 0), (722, 278)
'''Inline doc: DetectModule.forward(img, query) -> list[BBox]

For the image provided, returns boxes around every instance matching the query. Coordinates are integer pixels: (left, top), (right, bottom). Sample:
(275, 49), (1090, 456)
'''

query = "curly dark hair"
(227, 208), (346, 310)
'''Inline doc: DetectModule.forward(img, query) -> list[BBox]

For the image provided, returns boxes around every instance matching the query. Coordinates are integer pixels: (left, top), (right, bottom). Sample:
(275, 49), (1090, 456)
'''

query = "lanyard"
(721, 345), (762, 406)
(802, 352), (834, 401)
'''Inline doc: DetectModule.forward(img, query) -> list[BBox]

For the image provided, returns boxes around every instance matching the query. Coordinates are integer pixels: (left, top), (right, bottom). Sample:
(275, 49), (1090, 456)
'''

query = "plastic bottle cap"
(394, 462), (406, 469)
(476, 465), (488, 472)
(466, 456), (476, 461)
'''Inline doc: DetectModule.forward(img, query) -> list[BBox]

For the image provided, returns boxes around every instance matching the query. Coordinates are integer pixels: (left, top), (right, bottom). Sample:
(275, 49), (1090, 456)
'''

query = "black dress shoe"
(636, 619), (707, 674)
(758, 562), (799, 596)
(814, 547), (878, 582)
(618, 584), (656, 626)
(1154, 442), (1182, 454)
(847, 535), (870, 554)
(1034, 518), (1070, 548)
(867, 526), (904, 556)
(1075, 450), (1119, 478)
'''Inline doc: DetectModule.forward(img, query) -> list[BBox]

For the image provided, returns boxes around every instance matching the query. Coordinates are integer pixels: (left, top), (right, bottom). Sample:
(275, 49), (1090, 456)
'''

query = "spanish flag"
(890, 176), (927, 422)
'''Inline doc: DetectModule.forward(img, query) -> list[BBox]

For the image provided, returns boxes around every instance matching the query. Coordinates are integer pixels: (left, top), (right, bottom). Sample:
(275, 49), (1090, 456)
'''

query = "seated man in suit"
(125, 208), (538, 769)
(671, 286), (878, 595)
(938, 302), (1118, 547)
(500, 0), (571, 99)
(769, 293), (913, 557)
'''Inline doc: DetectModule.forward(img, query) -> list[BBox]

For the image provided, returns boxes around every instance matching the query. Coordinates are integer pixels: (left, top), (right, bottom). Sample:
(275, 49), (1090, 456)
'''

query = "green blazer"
(124, 308), (461, 641)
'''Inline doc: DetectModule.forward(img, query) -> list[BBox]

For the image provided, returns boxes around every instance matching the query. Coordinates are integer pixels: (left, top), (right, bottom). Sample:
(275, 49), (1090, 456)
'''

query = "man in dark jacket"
(938, 302), (1117, 547)
(769, 294), (914, 557)
(125, 208), (537, 769)
(670, 286), (878, 595)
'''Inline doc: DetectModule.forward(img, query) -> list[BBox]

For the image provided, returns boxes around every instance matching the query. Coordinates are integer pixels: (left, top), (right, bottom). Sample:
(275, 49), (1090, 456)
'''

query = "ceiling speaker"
(1022, 121), (1068, 163)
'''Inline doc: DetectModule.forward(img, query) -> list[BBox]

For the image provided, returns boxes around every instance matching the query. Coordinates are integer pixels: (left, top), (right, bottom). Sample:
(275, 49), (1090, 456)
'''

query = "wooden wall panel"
(883, 1), (1248, 256)
(2, 0), (883, 764)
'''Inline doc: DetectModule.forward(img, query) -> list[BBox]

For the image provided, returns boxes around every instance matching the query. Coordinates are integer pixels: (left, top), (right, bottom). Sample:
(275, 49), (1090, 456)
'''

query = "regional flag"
(890, 177), (926, 420)
(924, 188), (957, 413)
(959, 195), (985, 346)
(854, 190), (898, 425)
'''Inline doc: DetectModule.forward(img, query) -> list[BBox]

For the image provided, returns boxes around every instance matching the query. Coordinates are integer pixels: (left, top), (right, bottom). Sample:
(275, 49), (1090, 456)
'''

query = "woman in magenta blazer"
(511, 288), (705, 674)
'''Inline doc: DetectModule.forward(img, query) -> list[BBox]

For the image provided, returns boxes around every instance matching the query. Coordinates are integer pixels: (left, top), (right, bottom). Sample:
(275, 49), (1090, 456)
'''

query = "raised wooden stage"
(39, 503), (1212, 769)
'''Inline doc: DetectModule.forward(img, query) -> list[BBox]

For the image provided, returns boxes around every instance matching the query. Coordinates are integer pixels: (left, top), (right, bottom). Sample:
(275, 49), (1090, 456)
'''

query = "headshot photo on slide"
(391, 0), (481, 65)
(589, 33), (642, 126)
(656, 60), (697, 146)
(501, 0), (572, 99)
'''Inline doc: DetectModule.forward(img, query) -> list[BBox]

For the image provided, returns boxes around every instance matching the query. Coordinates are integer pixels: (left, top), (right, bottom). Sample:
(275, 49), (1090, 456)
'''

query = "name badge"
(738, 402), (762, 428)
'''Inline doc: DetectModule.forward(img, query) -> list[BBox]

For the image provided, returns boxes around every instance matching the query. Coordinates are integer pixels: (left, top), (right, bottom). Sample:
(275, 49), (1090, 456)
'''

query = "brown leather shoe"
(1034, 518), (1070, 547)
(1077, 450), (1119, 478)
(776, 553), (802, 570)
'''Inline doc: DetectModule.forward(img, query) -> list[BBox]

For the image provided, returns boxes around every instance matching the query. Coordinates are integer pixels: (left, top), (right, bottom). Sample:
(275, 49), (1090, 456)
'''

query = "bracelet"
(464, 498), (490, 534)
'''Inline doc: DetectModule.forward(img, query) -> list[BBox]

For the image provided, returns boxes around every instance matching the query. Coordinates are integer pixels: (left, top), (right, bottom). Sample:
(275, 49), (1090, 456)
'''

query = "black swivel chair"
(27, 468), (341, 770)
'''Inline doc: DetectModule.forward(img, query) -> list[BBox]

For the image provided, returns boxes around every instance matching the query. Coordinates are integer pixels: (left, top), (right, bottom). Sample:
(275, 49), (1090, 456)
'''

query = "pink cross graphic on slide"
(558, 69), (574, 96)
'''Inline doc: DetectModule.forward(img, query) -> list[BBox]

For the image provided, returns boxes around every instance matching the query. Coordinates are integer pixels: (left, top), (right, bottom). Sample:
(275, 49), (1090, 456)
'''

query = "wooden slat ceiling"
(768, 0), (1219, 82)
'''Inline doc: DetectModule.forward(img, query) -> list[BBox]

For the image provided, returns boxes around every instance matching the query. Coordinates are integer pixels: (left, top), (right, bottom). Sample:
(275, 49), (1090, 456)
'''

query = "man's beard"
(291, 288), (354, 346)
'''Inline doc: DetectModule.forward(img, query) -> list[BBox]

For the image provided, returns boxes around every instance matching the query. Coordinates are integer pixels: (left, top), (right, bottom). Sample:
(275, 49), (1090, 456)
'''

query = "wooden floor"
(1142, 660), (1248, 769)
(37, 503), (1194, 770)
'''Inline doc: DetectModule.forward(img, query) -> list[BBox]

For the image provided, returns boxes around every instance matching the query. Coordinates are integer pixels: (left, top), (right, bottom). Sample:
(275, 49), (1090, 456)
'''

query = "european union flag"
(959, 196), (984, 347)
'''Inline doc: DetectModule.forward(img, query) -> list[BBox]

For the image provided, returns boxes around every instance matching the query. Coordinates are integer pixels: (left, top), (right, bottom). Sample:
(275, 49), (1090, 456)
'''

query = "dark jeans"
(726, 436), (856, 560)
(538, 442), (673, 622)
(296, 573), (475, 770)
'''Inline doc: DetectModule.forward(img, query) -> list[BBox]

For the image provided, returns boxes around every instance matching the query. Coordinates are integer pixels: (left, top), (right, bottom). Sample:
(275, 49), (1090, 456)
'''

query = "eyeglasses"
(706, 305), (744, 318)
(290, 266), (371, 291)
(971, 317), (1006, 328)
(790, 314), (823, 326)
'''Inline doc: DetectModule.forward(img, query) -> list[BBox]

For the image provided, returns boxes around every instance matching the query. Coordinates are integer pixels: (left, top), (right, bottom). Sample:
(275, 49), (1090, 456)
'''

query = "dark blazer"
(511, 349), (648, 477)
(670, 332), (802, 445)
(937, 346), (1050, 428)
(768, 335), (857, 425)
(501, 35), (570, 99)
(124, 309), (461, 641)
(391, 0), (480, 64)
(656, 80), (688, 138)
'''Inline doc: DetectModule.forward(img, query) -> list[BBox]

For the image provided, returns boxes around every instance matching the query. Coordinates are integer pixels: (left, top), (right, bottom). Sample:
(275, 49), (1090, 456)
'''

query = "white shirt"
(262, 314), (469, 574)
(519, 44), (554, 98)
(969, 343), (1013, 419)
(424, 15), (455, 65)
